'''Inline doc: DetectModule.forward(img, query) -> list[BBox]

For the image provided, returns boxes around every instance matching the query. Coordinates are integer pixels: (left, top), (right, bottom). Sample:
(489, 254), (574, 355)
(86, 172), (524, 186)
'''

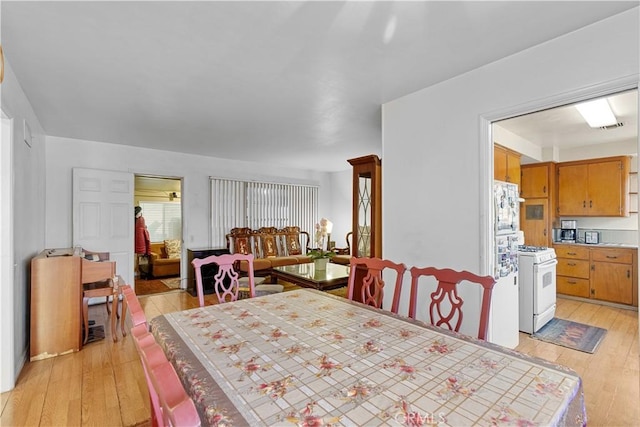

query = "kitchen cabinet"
(557, 156), (630, 216)
(590, 248), (634, 305)
(555, 244), (637, 306)
(520, 163), (550, 198)
(494, 144), (521, 187)
(556, 245), (590, 300)
(520, 163), (555, 247)
(520, 198), (549, 247)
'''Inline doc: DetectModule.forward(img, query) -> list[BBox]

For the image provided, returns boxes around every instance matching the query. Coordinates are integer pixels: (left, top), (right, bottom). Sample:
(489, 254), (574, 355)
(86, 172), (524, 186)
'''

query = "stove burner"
(518, 245), (549, 252)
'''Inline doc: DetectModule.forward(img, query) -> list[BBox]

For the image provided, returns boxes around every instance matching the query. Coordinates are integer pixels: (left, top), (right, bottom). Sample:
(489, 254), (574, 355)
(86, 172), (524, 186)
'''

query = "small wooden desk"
(271, 262), (350, 290)
(30, 248), (120, 360)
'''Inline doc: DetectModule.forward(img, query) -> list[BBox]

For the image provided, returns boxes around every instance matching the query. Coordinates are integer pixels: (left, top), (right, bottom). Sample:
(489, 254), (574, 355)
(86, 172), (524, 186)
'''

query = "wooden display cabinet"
(348, 154), (382, 259)
(347, 155), (382, 304)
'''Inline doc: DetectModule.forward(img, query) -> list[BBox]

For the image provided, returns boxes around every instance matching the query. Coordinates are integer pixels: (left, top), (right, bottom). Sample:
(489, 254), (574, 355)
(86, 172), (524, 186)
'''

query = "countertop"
(553, 241), (638, 249)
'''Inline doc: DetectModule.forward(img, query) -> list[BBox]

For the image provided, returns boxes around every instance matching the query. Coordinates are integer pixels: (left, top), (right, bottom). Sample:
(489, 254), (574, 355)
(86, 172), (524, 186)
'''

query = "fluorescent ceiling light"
(575, 98), (617, 128)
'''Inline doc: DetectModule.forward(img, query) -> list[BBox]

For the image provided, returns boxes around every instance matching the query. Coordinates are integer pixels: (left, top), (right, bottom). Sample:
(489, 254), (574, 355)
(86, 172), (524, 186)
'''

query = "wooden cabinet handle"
(568, 262), (576, 266)
(567, 280), (577, 284)
(543, 185), (546, 194)
(567, 252), (577, 255)
(590, 200), (593, 208)
(628, 270), (631, 278)
(543, 228), (547, 236)
(606, 255), (618, 259)
(583, 201), (586, 208)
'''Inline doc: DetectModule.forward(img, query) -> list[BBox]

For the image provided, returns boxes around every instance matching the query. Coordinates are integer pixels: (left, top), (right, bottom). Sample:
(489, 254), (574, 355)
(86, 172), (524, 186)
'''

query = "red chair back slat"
(409, 267), (496, 340)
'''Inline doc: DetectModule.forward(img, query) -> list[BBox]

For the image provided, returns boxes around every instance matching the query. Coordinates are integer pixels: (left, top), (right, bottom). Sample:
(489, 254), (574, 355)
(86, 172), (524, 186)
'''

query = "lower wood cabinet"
(555, 245), (637, 306)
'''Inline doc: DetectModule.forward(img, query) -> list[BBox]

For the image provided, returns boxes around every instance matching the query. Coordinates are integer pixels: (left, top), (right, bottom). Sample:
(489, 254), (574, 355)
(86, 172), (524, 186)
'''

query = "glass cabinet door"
(348, 155), (381, 258)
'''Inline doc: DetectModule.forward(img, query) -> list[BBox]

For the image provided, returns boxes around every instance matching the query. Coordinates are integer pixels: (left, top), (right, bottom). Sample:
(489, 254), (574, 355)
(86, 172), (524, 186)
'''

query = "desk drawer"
(557, 258), (590, 279)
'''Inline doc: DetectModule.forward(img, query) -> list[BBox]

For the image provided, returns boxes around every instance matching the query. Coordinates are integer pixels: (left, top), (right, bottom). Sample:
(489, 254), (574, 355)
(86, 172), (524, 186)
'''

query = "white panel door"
(73, 168), (134, 287)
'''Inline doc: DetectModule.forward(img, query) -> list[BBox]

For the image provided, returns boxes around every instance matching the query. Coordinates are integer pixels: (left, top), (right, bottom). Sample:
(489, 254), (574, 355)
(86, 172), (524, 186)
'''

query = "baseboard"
(557, 295), (638, 312)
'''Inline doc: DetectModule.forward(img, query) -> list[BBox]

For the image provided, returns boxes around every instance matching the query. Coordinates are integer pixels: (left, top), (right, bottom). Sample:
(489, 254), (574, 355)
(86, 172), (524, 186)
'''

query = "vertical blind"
(139, 202), (182, 242)
(210, 178), (318, 247)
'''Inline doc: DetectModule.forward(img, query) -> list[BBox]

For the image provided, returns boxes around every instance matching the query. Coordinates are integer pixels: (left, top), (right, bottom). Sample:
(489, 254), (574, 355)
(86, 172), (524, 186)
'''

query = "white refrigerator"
(488, 181), (520, 349)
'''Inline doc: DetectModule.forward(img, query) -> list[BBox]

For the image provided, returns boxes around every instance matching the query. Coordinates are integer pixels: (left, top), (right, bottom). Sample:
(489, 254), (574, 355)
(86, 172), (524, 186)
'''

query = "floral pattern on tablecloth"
(150, 289), (586, 427)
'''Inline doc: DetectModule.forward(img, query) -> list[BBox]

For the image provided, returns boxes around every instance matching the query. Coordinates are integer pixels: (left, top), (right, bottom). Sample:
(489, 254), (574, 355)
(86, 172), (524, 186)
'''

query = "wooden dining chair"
(191, 253), (257, 307)
(136, 337), (200, 427)
(347, 257), (406, 314)
(408, 267), (496, 340)
(120, 284), (147, 338)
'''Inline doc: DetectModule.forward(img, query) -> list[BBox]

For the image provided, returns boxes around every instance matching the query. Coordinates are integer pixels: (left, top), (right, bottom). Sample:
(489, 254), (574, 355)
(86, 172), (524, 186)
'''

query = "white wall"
(0, 58), (47, 391)
(383, 9), (639, 334)
(45, 136), (350, 270)
(329, 169), (352, 250)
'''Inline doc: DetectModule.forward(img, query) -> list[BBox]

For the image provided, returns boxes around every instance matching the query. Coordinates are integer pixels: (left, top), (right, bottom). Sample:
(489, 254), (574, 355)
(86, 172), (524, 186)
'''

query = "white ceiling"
(496, 89), (638, 161)
(2, 1), (638, 172)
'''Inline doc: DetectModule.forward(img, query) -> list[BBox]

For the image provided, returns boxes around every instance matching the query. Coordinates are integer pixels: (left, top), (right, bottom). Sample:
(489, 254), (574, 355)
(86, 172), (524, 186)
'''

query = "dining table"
(149, 289), (586, 426)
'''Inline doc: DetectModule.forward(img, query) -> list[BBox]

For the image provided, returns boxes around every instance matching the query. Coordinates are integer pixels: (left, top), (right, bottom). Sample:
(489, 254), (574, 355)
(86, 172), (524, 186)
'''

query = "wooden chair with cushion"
(347, 257), (406, 314)
(191, 253), (283, 307)
(408, 267), (496, 340)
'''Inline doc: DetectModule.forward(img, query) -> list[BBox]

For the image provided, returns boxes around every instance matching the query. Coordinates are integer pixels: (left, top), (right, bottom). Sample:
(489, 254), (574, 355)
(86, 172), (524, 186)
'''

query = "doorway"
(492, 89), (638, 249)
(487, 86), (638, 313)
(134, 175), (183, 296)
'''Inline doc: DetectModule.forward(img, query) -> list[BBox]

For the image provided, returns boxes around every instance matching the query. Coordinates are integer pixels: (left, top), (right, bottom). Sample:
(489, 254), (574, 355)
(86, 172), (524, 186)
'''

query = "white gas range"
(518, 245), (558, 334)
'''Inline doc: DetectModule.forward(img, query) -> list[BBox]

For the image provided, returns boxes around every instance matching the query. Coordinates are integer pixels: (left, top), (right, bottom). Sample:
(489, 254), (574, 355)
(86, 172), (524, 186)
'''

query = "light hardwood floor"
(1, 293), (638, 426)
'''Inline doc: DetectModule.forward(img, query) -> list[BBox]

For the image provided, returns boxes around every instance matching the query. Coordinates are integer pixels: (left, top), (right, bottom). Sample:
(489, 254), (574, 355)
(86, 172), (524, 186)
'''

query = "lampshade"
(575, 98), (617, 128)
(325, 219), (333, 234)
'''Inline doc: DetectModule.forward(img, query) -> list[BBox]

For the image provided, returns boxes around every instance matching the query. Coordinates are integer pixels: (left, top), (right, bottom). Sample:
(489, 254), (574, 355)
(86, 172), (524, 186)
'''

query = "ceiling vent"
(599, 122), (624, 130)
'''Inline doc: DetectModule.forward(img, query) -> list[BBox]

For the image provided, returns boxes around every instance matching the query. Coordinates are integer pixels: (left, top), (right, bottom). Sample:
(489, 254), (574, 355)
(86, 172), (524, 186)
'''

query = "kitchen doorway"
(488, 85), (638, 312)
(134, 175), (183, 296)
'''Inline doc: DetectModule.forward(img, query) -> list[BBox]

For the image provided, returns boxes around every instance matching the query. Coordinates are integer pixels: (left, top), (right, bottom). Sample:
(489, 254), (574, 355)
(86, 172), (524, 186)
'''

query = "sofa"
(149, 240), (181, 278)
(226, 226), (312, 275)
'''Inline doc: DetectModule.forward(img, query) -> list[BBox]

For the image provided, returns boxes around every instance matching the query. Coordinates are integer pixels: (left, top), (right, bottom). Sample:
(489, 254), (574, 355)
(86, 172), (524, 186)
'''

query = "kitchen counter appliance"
(585, 231), (600, 244)
(518, 245), (557, 334)
(560, 220), (577, 243)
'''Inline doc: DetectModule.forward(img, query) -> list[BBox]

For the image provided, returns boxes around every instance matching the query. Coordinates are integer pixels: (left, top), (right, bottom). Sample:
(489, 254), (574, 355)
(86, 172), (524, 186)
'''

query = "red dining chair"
(135, 334), (200, 427)
(409, 267), (496, 340)
(347, 257), (406, 314)
(191, 253), (257, 307)
(120, 284), (148, 331)
(192, 253), (284, 306)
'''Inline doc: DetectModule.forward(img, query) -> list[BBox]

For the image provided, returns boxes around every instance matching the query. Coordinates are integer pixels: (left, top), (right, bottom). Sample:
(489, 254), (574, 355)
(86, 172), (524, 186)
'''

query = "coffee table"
(270, 262), (350, 291)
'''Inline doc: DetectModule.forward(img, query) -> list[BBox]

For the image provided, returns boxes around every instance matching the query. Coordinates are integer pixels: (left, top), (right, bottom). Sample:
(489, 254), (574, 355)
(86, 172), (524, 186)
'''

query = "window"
(139, 202), (181, 242)
(211, 178), (318, 247)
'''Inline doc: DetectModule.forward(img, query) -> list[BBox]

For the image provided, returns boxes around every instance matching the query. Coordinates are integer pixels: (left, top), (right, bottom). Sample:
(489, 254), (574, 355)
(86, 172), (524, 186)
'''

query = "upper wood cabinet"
(520, 198), (549, 247)
(557, 156), (630, 216)
(520, 162), (555, 247)
(494, 144), (521, 187)
(520, 163), (550, 198)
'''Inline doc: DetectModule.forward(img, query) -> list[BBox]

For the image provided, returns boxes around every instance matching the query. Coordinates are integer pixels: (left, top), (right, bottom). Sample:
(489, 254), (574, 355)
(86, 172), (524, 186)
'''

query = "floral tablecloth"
(150, 289), (586, 426)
